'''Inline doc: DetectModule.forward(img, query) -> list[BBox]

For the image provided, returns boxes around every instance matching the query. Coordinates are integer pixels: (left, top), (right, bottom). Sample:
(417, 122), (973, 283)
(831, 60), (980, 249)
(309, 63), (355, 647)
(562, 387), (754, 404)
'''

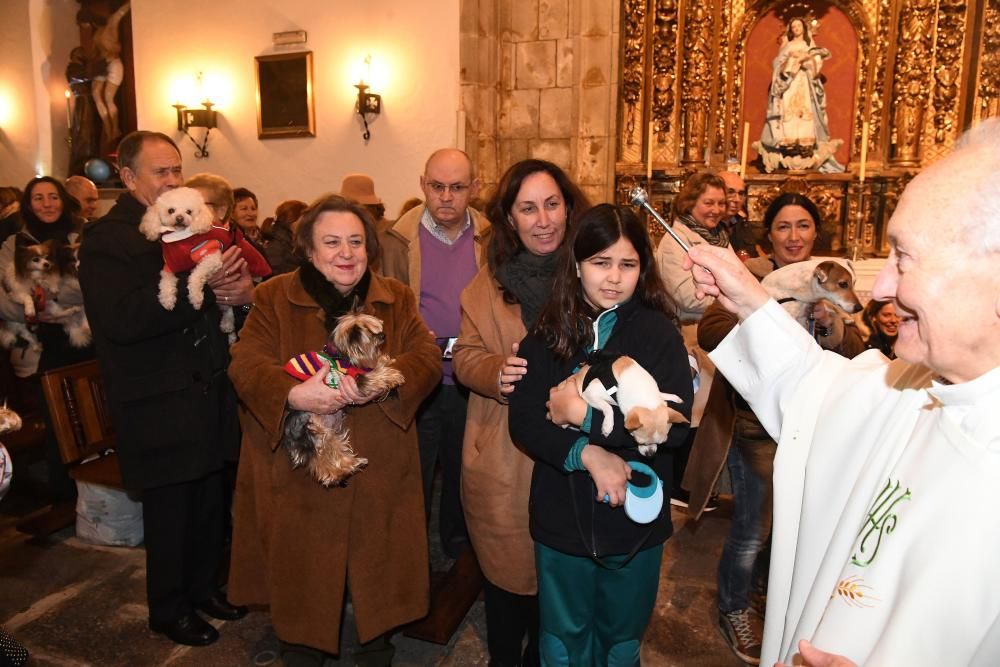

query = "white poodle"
(138, 187), (233, 332)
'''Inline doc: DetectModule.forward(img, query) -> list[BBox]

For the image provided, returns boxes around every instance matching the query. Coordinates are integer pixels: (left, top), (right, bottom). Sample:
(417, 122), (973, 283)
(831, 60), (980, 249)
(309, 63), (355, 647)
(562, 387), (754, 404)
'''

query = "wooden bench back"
(40, 360), (120, 486)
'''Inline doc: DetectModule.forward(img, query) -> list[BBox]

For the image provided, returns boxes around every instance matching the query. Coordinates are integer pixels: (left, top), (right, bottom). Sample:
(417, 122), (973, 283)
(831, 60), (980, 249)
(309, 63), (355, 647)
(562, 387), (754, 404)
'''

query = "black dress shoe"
(150, 612), (219, 646)
(196, 593), (248, 621)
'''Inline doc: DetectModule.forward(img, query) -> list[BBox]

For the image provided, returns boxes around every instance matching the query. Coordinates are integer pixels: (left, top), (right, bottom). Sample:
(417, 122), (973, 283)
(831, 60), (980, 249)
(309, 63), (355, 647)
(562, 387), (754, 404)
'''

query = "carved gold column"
(890, 0), (936, 166)
(932, 0), (966, 142)
(651, 0), (679, 146)
(680, 1), (714, 165)
(974, 0), (1000, 121)
(621, 0), (647, 149)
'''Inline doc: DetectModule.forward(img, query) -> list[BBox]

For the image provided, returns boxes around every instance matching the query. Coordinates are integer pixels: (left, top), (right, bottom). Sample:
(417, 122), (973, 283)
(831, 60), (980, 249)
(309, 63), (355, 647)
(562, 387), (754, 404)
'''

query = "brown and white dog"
(280, 312), (406, 486)
(0, 239), (66, 352)
(760, 258), (863, 328)
(47, 242), (91, 347)
(570, 352), (687, 457)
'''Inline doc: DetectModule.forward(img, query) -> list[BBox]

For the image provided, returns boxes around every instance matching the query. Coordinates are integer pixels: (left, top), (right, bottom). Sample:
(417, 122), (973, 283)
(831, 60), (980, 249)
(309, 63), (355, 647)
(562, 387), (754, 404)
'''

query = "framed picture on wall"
(255, 51), (315, 138)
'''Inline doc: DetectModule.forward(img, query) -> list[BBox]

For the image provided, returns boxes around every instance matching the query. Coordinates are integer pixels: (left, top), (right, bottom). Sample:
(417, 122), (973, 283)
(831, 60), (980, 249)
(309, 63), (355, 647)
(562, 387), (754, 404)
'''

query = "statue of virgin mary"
(755, 17), (844, 173)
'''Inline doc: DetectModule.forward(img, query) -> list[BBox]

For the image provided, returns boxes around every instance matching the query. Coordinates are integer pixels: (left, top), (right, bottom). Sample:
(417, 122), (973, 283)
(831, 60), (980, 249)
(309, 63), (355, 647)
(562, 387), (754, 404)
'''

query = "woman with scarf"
(452, 160), (589, 667)
(0, 177), (94, 503)
(653, 171), (729, 510)
(227, 194), (441, 666)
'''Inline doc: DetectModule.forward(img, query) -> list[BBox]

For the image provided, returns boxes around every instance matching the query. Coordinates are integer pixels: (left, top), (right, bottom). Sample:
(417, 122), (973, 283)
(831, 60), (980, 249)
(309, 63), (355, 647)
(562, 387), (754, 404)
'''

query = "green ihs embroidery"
(851, 478), (912, 567)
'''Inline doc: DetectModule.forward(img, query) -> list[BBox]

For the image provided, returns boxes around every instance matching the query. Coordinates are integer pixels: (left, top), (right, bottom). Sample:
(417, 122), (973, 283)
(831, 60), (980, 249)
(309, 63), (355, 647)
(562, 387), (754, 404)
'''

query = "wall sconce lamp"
(354, 55), (382, 141)
(172, 100), (217, 158)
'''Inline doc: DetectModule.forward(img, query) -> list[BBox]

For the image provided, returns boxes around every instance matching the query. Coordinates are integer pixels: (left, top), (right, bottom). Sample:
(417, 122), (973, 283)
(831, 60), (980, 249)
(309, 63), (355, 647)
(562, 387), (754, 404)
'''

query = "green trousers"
(535, 542), (663, 666)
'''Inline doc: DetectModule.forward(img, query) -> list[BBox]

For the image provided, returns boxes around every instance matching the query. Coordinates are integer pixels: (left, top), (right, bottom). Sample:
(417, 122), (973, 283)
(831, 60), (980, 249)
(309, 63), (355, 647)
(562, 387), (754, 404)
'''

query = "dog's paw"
(67, 324), (92, 348)
(638, 444), (658, 457)
(189, 290), (205, 310)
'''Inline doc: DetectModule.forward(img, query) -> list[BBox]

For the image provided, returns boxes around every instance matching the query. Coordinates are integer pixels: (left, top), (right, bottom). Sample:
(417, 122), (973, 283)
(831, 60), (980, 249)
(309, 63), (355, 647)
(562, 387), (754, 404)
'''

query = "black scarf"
(679, 213), (730, 248)
(299, 263), (372, 331)
(495, 250), (558, 328)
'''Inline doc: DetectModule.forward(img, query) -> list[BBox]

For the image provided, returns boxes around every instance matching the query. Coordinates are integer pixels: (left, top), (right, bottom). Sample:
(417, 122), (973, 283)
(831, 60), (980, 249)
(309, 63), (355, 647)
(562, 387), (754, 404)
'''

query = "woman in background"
(655, 171), (729, 510)
(232, 187), (264, 248)
(862, 299), (898, 359)
(453, 159), (588, 667)
(0, 177), (94, 505)
(262, 199), (307, 275)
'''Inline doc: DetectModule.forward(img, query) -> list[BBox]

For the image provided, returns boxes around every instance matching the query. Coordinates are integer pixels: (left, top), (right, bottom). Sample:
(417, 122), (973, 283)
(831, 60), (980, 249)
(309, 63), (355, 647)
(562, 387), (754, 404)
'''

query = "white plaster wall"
(0, 1), (42, 186)
(132, 0), (460, 217)
(0, 0), (79, 188)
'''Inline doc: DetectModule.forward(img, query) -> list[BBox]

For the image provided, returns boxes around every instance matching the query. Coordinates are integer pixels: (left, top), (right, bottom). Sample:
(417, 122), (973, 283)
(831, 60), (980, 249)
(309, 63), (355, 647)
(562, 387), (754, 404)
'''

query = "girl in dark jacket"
(508, 204), (692, 666)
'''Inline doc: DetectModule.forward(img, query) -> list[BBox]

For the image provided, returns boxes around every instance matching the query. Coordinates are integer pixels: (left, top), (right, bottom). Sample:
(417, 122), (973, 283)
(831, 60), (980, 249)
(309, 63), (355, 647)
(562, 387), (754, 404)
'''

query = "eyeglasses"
(425, 181), (471, 196)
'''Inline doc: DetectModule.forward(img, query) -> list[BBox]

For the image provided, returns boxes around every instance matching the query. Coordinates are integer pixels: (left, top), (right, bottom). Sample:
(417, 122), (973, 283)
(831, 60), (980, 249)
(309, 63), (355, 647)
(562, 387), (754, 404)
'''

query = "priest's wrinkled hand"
(683, 244), (770, 321)
(773, 639), (857, 667)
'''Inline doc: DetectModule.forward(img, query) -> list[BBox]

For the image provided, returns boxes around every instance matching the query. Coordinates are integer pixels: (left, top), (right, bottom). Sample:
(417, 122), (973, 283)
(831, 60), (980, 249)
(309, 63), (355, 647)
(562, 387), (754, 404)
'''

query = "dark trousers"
(416, 382), (469, 558)
(142, 469), (226, 624)
(484, 580), (540, 667)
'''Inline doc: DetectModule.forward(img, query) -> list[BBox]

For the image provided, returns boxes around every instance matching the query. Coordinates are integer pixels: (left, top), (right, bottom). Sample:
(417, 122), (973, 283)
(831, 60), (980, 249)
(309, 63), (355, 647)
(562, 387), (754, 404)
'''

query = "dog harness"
(582, 349), (622, 396)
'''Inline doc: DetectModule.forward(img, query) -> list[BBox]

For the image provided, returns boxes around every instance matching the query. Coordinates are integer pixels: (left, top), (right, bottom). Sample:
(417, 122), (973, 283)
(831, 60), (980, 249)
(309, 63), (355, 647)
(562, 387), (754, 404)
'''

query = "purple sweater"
(418, 224), (478, 384)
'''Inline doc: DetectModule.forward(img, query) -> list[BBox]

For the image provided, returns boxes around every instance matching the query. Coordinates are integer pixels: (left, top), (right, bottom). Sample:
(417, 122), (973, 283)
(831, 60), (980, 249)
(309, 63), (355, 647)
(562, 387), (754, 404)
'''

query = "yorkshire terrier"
(281, 312), (405, 486)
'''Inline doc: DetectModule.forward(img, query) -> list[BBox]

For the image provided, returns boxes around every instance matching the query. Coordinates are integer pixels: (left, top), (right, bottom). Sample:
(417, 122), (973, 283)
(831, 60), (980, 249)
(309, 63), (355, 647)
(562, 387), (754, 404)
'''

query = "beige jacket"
(378, 205), (491, 294)
(452, 268), (536, 595)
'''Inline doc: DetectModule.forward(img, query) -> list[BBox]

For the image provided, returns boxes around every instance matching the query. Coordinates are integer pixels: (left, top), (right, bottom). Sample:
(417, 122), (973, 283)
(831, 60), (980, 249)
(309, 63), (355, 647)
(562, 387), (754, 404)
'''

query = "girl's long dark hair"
(534, 203), (676, 359)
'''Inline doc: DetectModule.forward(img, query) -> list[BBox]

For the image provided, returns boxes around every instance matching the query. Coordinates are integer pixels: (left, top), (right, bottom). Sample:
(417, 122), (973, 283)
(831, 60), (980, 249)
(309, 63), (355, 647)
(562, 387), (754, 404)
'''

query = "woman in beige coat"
(453, 160), (588, 667)
(227, 195), (441, 666)
(654, 171), (729, 508)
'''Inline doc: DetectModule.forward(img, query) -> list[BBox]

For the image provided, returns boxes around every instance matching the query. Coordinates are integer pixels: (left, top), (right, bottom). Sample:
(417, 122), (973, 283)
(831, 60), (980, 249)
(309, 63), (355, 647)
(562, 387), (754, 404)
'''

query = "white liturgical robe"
(711, 299), (1000, 666)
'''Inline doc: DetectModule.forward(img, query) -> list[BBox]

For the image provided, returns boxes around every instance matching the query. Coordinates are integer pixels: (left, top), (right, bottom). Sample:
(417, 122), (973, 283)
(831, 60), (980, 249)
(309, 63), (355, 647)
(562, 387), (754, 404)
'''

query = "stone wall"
(461, 0), (619, 203)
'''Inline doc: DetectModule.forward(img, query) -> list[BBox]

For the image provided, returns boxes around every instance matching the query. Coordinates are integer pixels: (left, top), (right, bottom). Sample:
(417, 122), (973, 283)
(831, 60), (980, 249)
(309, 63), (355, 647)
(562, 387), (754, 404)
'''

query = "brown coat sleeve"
(452, 273), (517, 402)
(228, 283), (301, 450)
(697, 300), (739, 352)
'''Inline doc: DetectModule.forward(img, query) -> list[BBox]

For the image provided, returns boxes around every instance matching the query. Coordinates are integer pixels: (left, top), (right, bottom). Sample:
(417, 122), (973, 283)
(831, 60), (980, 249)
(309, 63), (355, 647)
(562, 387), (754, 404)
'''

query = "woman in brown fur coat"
(227, 195), (441, 666)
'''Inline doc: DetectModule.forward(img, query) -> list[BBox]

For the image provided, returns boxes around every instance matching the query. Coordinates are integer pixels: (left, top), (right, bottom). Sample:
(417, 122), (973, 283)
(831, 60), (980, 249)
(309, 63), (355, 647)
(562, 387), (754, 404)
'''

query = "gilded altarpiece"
(615, 0), (999, 257)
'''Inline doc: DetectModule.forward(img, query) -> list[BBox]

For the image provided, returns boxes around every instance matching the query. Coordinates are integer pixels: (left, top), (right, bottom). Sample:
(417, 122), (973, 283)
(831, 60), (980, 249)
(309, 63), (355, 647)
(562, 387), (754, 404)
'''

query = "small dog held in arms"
(760, 258), (863, 327)
(569, 350), (687, 457)
(0, 238), (89, 352)
(280, 312), (405, 486)
(139, 187), (271, 340)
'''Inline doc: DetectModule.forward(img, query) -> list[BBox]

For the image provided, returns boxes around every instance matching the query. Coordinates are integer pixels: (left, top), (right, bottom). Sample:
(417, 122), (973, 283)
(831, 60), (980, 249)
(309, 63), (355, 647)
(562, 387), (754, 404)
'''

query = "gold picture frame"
(255, 51), (315, 139)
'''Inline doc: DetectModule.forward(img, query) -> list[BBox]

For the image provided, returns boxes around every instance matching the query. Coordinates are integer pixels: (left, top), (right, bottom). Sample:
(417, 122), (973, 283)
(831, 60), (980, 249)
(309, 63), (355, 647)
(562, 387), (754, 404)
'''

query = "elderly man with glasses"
(379, 148), (489, 570)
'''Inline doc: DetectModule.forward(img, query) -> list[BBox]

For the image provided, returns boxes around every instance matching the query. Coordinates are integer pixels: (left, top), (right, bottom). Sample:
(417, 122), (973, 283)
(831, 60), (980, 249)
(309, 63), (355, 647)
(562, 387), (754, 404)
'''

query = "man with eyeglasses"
(380, 149), (489, 565)
(720, 171), (758, 259)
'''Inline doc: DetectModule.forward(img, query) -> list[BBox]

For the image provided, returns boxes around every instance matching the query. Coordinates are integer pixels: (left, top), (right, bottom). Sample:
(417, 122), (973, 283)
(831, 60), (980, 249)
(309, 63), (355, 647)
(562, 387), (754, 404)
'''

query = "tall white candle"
(647, 121), (654, 181)
(859, 121), (869, 183)
(739, 121), (750, 178)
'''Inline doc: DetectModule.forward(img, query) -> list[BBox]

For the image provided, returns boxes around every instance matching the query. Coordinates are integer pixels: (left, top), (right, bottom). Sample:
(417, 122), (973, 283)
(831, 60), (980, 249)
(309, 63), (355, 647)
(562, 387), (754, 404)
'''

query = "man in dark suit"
(79, 131), (252, 647)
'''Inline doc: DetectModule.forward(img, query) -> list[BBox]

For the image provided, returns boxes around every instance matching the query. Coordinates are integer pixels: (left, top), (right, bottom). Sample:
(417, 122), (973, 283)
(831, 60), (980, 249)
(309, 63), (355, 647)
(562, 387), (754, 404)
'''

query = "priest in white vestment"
(682, 119), (1000, 667)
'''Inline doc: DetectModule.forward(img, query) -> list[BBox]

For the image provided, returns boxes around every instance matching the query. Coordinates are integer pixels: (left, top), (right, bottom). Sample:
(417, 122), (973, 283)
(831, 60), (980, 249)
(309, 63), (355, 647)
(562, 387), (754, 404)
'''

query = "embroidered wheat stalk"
(833, 576), (879, 608)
